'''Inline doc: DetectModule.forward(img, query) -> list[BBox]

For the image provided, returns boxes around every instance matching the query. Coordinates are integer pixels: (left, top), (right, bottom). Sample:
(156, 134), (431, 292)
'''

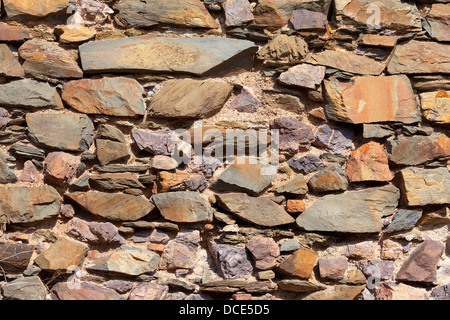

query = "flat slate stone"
(324, 75), (421, 124)
(52, 281), (124, 300)
(423, 4), (450, 42)
(114, 0), (218, 29)
(0, 79), (63, 109)
(216, 193), (295, 227)
(3, 0), (69, 21)
(62, 77), (146, 117)
(0, 185), (62, 224)
(148, 79), (233, 119)
(223, 0), (254, 27)
(0, 23), (29, 42)
(26, 113), (94, 152)
(385, 209), (422, 233)
(151, 191), (213, 223)
(0, 44), (24, 78)
(66, 191), (154, 221)
(387, 40), (450, 75)
(79, 35), (258, 76)
(290, 9), (327, 31)
(296, 185), (400, 233)
(1, 276), (47, 300)
(0, 242), (34, 273)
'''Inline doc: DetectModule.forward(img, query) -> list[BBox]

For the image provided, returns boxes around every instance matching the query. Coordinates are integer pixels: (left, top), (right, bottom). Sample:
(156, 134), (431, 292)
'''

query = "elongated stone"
(35, 237), (89, 271)
(0, 23), (29, 42)
(114, 0), (218, 29)
(1, 276), (47, 300)
(62, 77), (146, 117)
(52, 281), (124, 300)
(66, 191), (154, 221)
(324, 75), (421, 124)
(79, 35), (258, 76)
(0, 185), (61, 224)
(3, 0), (69, 21)
(216, 193), (295, 227)
(385, 209), (422, 233)
(296, 185), (400, 233)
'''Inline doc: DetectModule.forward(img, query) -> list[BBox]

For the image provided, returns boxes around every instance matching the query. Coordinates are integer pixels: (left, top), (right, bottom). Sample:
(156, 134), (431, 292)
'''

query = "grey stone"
(89, 173), (145, 191)
(208, 241), (253, 279)
(270, 117), (315, 153)
(9, 144), (45, 160)
(66, 217), (126, 245)
(276, 176), (308, 195)
(223, 0), (254, 27)
(1, 276), (46, 300)
(357, 260), (395, 280)
(278, 64), (326, 90)
(290, 9), (327, 31)
(278, 239), (301, 253)
(0, 150), (17, 183)
(314, 124), (354, 153)
(0, 79), (62, 109)
(363, 124), (395, 139)
(431, 283), (450, 300)
(385, 209), (422, 233)
(287, 154), (326, 174)
(159, 230), (200, 270)
(277, 279), (326, 293)
(296, 185), (400, 233)
(131, 129), (175, 156)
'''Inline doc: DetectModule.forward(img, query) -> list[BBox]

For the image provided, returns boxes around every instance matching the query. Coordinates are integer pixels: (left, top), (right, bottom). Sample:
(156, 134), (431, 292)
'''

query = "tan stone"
(44, 152), (80, 187)
(324, 75), (421, 124)
(420, 91), (450, 124)
(360, 35), (397, 47)
(55, 26), (96, 44)
(4, 0), (69, 20)
(158, 171), (190, 192)
(34, 237), (88, 271)
(345, 142), (393, 182)
(0, 44), (24, 78)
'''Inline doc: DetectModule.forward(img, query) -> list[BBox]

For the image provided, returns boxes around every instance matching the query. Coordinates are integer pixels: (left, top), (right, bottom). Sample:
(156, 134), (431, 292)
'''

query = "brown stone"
(52, 281), (124, 300)
(387, 41), (450, 75)
(158, 171), (190, 192)
(306, 50), (386, 75)
(257, 34), (309, 63)
(345, 142), (393, 182)
(3, 0), (69, 21)
(55, 26), (96, 44)
(423, 4), (450, 42)
(308, 164), (348, 193)
(246, 237), (280, 270)
(278, 64), (326, 89)
(44, 152), (80, 187)
(286, 200), (306, 213)
(129, 283), (169, 300)
(360, 35), (397, 48)
(66, 191), (154, 221)
(0, 44), (24, 78)
(0, 23), (29, 42)
(95, 139), (131, 166)
(396, 240), (444, 283)
(276, 247), (318, 279)
(420, 91), (450, 124)
(290, 9), (327, 31)
(0, 242), (34, 273)
(20, 160), (41, 183)
(19, 39), (83, 79)
(324, 75), (421, 124)
(159, 230), (200, 270)
(304, 284), (365, 300)
(318, 257), (348, 281)
(34, 237), (89, 271)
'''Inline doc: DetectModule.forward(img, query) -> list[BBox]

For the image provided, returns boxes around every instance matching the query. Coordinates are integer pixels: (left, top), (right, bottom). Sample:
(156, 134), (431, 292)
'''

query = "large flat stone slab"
(79, 35), (258, 76)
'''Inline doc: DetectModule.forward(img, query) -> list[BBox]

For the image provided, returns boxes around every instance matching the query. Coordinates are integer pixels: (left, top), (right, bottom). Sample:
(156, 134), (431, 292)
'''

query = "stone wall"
(0, 0), (449, 301)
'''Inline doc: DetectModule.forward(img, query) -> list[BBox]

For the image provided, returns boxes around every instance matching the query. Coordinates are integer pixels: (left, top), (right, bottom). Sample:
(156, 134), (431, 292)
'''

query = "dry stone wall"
(0, 0), (449, 301)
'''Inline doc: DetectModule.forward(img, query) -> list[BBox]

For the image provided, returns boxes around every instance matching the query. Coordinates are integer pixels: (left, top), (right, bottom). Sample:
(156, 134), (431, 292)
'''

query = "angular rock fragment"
(385, 209), (422, 233)
(278, 64), (326, 90)
(304, 284), (365, 300)
(388, 135), (450, 166)
(423, 4), (450, 42)
(296, 185), (400, 233)
(431, 283), (450, 300)
(246, 237), (280, 270)
(277, 279), (326, 293)
(308, 165), (348, 193)
(276, 247), (318, 279)
(149, 79), (233, 119)
(286, 200), (306, 213)
(420, 91), (450, 124)
(334, 0), (421, 32)
(290, 9), (327, 31)
(257, 34), (309, 63)
(0, 150), (18, 184)
(313, 124), (354, 153)
(159, 230), (200, 270)
(89, 173), (144, 191)
(66, 217), (126, 245)
(55, 26), (96, 44)
(223, 0), (254, 27)
(212, 161), (276, 195)
(345, 142), (393, 182)
(216, 193), (295, 227)
(131, 129), (175, 156)
(129, 283), (169, 300)
(0, 44), (24, 78)
(230, 87), (261, 113)
(79, 36), (258, 76)
(0, 79), (63, 109)
(1, 276), (47, 300)
(287, 154), (325, 174)
(200, 279), (277, 294)
(324, 75), (421, 124)
(20, 160), (41, 183)
(387, 41), (450, 75)
(35, 237), (89, 271)
(44, 152), (80, 187)
(0, 185), (62, 224)
(357, 259), (395, 280)
(95, 139), (131, 166)
(0, 242), (34, 273)
(62, 77), (146, 117)
(359, 35), (397, 48)
(114, 0), (217, 29)
(0, 23), (29, 42)
(151, 191), (213, 223)
(318, 257), (348, 281)
(396, 240), (444, 283)
(19, 39), (83, 79)
(66, 191), (154, 221)
(26, 113), (94, 152)
(52, 281), (124, 300)
(86, 245), (160, 276)
(208, 241), (253, 279)
(276, 175), (308, 195)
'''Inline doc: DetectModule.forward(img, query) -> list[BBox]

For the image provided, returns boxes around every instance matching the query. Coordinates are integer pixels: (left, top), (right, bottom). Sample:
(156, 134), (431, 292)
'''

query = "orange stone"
(286, 200), (306, 213)
(345, 142), (393, 182)
(148, 243), (165, 252)
(158, 171), (190, 192)
(276, 247), (318, 279)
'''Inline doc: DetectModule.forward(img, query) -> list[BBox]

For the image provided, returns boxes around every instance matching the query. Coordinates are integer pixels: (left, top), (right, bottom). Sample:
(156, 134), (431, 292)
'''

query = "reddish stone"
(52, 281), (124, 300)
(129, 283), (169, 300)
(286, 200), (306, 213)
(0, 44), (24, 78)
(233, 293), (253, 300)
(345, 142), (393, 182)
(308, 164), (348, 193)
(44, 152), (80, 187)
(20, 160), (41, 183)
(148, 243), (165, 252)
(396, 240), (444, 283)
(318, 257), (348, 281)
(246, 237), (280, 270)
(0, 23), (29, 42)
(276, 247), (318, 279)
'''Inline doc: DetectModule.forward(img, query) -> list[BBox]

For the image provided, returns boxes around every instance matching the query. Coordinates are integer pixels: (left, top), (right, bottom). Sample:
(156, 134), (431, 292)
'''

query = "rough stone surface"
(278, 64), (326, 89)
(0, 242), (34, 273)
(385, 209), (422, 233)
(209, 241), (254, 279)
(276, 247), (318, 279)
(66, 217), (126, 245)
(223, 0), (254, 27)
(318, 257), (348, 281)
(159, 230), (200, 270)
(420, 91), (450, 124)
(296, 185), (400, 233)
(308, 164), (348, 193)
(423, 4), (450, 42)
(62, 77), (146, 117)
(216, 193), (295, 227)
(276, 175), (308, 195)
(287, 154), (326, 174)
(396, 240), (444, 283)
(67, 191), (154, 221)
(0, 23), (29, 42)
(27, 113), (94, 152)
(3, 0), (69, 21)
(290, 9), (327, 31)
(152, 192), (212, 223)
(270, 117), (315, 153)
(131, 129), (175, 156)
(44, 152), (80, 187)
(314, 124), (354, 153)
(79, 36), (258, 76)
(0, 44), (24, 78)
(324, 75), (421, 124)
(52, 281), (124, 300)
(246, 237), (280, 270)
(1, 276), (47, 300)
